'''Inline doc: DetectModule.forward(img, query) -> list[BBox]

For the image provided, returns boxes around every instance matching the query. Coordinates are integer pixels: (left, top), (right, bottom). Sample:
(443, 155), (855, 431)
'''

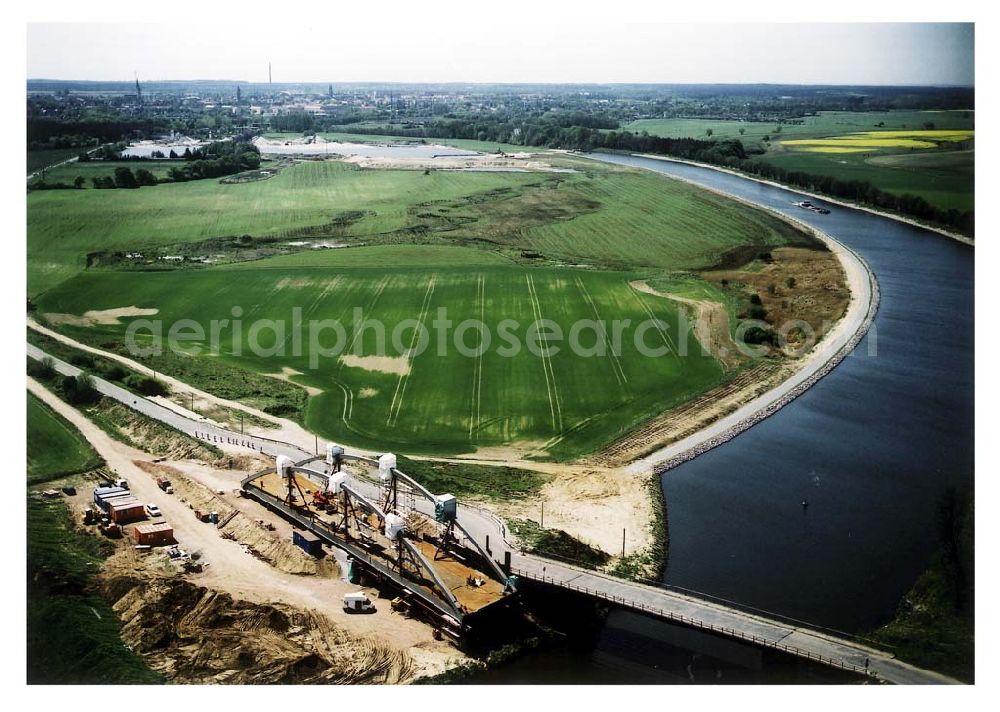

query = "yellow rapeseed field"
(781, 129), (974, 153)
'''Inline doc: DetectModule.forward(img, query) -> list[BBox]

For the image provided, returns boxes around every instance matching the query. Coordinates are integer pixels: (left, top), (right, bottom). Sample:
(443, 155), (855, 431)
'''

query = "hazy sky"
(27, 23), (974, 85)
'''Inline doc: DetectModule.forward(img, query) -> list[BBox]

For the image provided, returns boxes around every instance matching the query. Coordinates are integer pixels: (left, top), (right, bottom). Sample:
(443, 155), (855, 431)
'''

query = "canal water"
(592, 153), (974, 634)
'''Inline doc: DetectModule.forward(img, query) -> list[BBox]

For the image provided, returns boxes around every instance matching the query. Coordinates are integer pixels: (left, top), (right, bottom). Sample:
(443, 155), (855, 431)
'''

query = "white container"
(327, 473), (347, 494)
(378, 453), (397, 482)
(383, 512), (405, 540)
(276, 454), (293, 478)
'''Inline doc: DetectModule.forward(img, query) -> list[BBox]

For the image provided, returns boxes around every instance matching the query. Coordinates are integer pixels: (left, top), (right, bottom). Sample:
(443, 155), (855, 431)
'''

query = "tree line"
(29, 139), (262, 192)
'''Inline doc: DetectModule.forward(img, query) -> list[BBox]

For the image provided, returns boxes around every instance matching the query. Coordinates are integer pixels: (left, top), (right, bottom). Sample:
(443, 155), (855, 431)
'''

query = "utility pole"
(541, 502), (544, 527)
(315, 434), (318, 455)
(190, 392), (194, 413)
(622, 528), (626, 558)
(240, 413), (244, 435)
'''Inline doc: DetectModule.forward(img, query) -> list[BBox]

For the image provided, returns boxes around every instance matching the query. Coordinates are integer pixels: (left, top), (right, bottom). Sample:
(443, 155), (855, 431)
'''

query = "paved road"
(27, 342), (956, 684)
(27, 342), (307, 462)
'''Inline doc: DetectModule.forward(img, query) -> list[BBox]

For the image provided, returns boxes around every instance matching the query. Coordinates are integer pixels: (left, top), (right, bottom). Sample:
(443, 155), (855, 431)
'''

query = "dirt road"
(27, 377), (464, 679)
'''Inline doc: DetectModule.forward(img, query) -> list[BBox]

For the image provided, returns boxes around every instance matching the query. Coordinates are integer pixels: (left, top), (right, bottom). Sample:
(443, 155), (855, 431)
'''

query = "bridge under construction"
(240, 448), (516, 639)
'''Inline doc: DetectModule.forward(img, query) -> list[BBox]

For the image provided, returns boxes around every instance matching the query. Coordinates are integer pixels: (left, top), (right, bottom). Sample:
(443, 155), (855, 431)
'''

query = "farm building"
(132, 522), (174, 546)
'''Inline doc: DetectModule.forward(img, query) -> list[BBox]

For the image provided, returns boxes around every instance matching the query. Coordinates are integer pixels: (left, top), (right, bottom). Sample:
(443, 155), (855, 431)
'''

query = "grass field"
(30, 148), (819, 460)
(623, 110), (974, 213)
(755, 149), (974, 212)
(36, 159), (190, 187)
(27, 391), (104, 484)
(623, 110), (975, 144)
(27, 160), (543, 295)
(38, 263), (727, 459)
(27, 156), (807, 296)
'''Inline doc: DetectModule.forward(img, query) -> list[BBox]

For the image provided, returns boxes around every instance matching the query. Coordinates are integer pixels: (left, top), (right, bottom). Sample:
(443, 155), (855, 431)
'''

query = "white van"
(343, 592), (375, 613)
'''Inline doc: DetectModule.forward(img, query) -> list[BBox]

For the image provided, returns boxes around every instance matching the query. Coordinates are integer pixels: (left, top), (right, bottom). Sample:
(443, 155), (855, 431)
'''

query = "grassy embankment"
(27, 392), (103, 484)
(624, 110), (974, 214)
(28, 328), (288, 428)
(27, 386), (162, 683)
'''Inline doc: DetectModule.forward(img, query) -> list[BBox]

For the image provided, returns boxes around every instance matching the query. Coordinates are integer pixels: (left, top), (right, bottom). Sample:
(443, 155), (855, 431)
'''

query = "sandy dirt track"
(27, 377), (465, 680)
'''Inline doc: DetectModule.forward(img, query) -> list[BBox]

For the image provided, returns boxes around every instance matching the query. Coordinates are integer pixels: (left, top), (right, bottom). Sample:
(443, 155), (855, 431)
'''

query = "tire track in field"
(340, 275), (390, 368)
(386, 276), (437, 426)
(526, 274), (563, 434)
(468, 273), (486, 441)
(333, 380), (354, 423)
(303, 275), (344, 319)
(574, 276), (629, 387)
(275, 276), (345, 355)
(629, 289), (681, 362)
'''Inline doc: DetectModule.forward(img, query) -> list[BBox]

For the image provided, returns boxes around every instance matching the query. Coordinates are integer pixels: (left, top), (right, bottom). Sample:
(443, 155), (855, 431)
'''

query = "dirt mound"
(211, 452), (272, 472)
(103, 574), (414, 684)
(92, 399), (219, 461)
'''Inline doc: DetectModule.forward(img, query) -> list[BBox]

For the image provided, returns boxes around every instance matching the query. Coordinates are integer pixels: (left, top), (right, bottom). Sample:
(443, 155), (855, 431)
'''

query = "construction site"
(241, 447), (517, 641)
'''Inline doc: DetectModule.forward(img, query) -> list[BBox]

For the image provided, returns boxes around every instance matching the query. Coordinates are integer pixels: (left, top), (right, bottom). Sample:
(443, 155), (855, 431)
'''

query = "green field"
(34, 159), (192, 187)
(756, 149), (974, 212)
(623, 110), (975, 214)
(28, 157), (806, 296)
(27, 391), (103, 484)
(38, 263), (727, 459)
(30, 151), (816, 460)
(28, 160), (543, 295)
(624, 110), (975, 144)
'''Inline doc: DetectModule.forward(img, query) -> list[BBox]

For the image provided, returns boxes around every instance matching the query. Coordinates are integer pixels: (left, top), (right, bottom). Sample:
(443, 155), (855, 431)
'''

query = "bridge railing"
(511, 567), (878, 681)
(510, 546), (889, 651)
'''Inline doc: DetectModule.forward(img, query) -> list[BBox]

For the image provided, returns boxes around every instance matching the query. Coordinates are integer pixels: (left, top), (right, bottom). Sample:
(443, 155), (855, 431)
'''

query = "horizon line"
(26, 78), (976, 89)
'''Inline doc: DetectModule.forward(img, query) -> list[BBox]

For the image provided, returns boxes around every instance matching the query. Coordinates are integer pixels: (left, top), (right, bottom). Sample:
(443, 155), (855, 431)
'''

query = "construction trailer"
(108, 497), (146, 524)
(133, 521), (174, 546)
(93, 486), (127, 511)
(241, 450), (516, 640)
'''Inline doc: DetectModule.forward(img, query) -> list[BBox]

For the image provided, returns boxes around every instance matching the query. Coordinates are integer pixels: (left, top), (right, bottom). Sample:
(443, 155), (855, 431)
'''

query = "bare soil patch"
(339, 354), (410, 376)
(631, 280), (744, 371)
(45, 306), (159, 327)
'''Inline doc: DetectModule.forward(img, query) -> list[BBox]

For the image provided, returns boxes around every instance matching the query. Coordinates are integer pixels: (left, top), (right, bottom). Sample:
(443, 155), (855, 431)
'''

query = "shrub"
(123, 374), (169, 397)
(743, 326), (773, 345)
(62, 373), (99, 405)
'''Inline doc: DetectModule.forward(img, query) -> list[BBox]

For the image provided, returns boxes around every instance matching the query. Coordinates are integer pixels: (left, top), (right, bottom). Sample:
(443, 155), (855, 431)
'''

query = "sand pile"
(103, 574), (414, 684)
